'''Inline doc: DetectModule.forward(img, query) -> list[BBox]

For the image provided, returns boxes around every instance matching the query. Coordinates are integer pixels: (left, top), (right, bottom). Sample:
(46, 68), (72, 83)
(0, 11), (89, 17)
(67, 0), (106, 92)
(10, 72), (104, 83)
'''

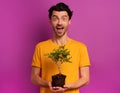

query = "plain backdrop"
(0, 0), (120, 93)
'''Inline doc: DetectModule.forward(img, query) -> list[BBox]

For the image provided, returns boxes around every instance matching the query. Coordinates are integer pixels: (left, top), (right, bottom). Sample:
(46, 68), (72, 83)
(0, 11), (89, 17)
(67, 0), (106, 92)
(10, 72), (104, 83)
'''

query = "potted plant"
(45, 45), (72, 87)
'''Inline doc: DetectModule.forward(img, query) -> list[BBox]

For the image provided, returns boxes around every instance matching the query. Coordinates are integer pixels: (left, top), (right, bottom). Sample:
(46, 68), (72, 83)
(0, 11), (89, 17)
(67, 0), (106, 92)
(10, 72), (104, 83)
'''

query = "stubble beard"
(53, 25), (68, 38)
(55, 31), (66, 37)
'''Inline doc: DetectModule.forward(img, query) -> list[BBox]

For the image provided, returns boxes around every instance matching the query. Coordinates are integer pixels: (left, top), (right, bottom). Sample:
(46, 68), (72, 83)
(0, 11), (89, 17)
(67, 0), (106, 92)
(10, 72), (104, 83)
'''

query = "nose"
(57, 19), (62, 25)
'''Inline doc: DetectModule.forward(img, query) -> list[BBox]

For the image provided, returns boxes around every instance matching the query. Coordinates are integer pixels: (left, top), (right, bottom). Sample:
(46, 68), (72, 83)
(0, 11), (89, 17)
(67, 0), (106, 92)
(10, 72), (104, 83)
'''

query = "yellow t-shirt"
(32, 38), (90, 93)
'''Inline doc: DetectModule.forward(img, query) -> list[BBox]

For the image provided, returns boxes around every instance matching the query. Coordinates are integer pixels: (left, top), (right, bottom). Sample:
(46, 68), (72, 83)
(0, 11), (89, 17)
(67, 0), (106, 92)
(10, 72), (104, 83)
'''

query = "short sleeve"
(79, 45), (90, 67)
(32, 45), (41, 68)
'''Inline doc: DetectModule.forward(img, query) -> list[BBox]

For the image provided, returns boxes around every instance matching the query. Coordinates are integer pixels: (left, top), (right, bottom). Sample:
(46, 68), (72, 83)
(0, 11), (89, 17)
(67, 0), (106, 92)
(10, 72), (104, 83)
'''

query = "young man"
(31, 2), (90, 93)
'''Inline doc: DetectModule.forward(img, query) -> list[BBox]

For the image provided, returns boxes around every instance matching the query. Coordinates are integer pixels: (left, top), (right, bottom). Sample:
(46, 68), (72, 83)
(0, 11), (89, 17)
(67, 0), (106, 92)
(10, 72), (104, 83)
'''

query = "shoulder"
(35, 39), (51, 48)
(70, 39), (87, 48)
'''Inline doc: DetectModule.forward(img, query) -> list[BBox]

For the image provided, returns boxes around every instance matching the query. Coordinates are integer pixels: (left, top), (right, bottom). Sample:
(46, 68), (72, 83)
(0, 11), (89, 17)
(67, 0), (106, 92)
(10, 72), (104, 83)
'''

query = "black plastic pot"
(52, 73), (66, 87)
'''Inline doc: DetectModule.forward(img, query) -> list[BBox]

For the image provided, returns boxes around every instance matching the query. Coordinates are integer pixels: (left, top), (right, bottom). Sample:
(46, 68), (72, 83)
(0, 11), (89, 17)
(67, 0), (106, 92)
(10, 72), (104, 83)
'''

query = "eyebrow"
(52, 15), (57, 17)
(62, 15), (68, 18)
(52, 15), (68, 18)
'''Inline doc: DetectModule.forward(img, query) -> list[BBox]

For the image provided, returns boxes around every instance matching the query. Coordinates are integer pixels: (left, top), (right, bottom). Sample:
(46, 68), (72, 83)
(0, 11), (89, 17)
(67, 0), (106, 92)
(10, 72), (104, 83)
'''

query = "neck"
(52, 35), (70, 45)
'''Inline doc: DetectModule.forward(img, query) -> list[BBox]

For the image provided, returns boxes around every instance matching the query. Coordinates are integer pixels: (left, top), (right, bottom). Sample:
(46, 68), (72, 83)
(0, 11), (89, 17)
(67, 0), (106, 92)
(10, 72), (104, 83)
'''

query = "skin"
(31, 11), (90, 93)
(50, 11), (71, 45)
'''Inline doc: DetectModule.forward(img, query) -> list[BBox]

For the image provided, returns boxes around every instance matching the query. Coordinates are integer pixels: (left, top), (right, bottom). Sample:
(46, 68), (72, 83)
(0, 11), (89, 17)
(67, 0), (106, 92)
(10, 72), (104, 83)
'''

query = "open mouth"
(55, 26), (65, 36)
(56, 27), (64, 30)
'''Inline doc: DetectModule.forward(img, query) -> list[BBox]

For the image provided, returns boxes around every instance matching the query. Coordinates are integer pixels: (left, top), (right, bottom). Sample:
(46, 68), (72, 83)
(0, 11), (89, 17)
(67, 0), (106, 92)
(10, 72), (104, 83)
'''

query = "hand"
(48, 82), (65, 93)
(52, 87), (65, 93)
(63, 84), (72, 91)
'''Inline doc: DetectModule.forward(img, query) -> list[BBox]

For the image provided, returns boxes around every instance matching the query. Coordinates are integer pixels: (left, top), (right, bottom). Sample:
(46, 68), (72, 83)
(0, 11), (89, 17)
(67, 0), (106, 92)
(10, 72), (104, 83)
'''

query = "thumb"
(48, 82), (52, 89)
(63, 84), (68, 88)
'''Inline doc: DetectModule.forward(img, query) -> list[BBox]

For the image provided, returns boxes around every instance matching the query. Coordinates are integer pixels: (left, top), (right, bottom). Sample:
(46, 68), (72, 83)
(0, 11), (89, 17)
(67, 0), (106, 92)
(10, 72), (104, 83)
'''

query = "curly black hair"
(48, 2), (73, 20)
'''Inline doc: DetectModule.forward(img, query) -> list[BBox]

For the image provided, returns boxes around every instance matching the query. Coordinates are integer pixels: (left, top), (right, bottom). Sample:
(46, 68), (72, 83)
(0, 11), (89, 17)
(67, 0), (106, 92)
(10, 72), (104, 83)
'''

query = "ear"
(69, 20), (71, 24)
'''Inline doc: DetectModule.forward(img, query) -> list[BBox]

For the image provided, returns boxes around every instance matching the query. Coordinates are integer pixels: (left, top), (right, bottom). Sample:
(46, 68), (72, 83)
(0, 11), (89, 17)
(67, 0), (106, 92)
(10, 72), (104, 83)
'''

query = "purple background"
(0, 0), (120, 93)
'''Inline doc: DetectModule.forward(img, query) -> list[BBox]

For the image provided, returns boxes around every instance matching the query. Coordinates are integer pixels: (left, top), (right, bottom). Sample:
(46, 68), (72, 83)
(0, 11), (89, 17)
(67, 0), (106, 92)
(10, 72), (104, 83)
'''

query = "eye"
(62, 17), (68, 21)
(52, 16), (58, 21)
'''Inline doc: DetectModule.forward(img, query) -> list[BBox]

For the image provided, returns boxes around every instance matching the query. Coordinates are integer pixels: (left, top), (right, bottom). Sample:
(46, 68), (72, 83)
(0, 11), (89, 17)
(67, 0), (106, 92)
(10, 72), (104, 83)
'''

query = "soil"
(52, 73), (66, 87)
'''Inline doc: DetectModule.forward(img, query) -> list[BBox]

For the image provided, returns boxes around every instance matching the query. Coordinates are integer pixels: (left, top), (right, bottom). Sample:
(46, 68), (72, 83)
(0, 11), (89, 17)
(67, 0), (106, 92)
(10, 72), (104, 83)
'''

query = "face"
(50, 11), (71, 37)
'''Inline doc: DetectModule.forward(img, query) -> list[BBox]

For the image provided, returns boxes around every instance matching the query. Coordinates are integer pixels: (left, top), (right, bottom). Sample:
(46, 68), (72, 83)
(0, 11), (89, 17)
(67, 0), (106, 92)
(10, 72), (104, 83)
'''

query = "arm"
(48, 66), (90, 93)
(64, 66), (90, 90)
(31, 66), (49, 87)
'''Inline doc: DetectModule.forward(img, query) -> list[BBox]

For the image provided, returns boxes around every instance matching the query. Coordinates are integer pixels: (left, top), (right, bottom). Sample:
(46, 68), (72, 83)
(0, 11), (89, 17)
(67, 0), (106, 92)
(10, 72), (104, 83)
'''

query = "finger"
(48, 82), (52, 87)
(52, 87), (60, 90)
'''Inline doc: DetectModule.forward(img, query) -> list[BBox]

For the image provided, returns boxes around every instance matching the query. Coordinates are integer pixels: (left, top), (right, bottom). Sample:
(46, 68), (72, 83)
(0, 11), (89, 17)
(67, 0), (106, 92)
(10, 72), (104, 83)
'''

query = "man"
(31, 2), (90, 93)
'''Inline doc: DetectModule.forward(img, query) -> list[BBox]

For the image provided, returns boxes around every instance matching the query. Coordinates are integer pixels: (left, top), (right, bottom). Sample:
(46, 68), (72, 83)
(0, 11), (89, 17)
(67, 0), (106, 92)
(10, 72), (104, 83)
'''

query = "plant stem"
(57, 62), (61, 74)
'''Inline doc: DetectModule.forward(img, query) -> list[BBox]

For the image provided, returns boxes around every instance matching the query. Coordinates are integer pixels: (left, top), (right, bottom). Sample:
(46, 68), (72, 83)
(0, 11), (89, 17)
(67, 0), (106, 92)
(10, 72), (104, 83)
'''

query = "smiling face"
(50, 11), (71, 37)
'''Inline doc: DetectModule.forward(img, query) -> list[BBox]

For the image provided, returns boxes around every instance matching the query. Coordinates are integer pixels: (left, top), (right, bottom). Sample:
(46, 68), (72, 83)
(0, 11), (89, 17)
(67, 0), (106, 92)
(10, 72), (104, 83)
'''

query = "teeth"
(56, 27), (63, 29)
(57, 28), (61, 29)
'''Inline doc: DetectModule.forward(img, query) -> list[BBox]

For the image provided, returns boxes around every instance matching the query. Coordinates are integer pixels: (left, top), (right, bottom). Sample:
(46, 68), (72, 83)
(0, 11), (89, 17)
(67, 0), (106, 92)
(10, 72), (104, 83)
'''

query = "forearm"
(71, 77), (89, 89)
(64, 66), (90, 91)
(64, 77), (89, 91)
(31, 74), (49, 87)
